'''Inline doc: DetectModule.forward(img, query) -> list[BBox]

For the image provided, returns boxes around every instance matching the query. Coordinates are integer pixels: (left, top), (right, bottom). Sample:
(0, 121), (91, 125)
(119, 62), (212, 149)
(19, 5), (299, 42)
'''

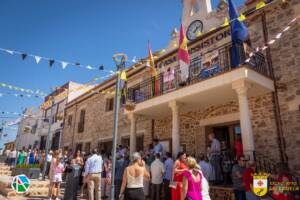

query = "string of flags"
(0, 47), (115, 74)
(0, 82), (47, 97)
(0, 111), (24, 116)
(40, 74), (116, 109)
(0, 91), (45, 99)
(245, 15), (300, 63)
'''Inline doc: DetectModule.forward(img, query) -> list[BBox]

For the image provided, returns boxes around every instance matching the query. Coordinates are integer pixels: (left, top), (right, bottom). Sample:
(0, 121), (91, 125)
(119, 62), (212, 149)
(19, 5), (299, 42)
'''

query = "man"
(150, 153), (165, 200)
(243, 161), (259, 200)
(153, 139), (163, 155)
(163, 152), (173, 200)
(9, 148), (17, 167)
(208, 132), (222, 184)
(84, 148), (103, 200)
(114, 154), (130, 200)
(198, 153), (213, 181)
(45, 150), (53, 178)
(232, 156), (246, 200)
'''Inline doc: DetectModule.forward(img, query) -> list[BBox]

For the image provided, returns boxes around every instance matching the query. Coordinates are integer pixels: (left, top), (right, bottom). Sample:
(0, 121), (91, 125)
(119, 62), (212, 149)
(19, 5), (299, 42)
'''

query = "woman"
(119, 152), (150, 200)
(28, 149), (35, 164)
(17, 150), (26, 165)
(51, 157), (65, 200)
(71, 150), (84, 166)
(181, 157), (204, 200)
(103, 157), (112, 199)
(48, 150), (59, 200)
(172, 152), (188, 200)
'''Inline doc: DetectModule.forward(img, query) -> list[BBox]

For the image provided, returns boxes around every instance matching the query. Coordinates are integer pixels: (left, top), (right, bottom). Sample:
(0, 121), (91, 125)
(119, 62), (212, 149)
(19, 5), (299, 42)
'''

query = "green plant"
(16, 164), (41, 169)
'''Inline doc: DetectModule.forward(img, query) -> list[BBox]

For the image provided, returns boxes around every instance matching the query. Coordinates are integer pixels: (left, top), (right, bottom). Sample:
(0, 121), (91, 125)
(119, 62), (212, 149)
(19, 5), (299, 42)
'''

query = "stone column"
(233, 80), (255, 161)
(168, 101), (181, 158)
(128, 113), (137, 155)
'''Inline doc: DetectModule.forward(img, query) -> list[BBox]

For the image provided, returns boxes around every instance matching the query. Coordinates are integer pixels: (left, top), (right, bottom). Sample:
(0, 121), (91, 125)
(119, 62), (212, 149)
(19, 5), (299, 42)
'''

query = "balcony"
(128, 43), (268, 104)
(126, 43), (274, 118)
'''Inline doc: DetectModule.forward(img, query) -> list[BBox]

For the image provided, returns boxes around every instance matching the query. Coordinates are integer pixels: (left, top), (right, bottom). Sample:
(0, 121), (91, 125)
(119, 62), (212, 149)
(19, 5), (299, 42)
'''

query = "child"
(51, 157), (64, 200)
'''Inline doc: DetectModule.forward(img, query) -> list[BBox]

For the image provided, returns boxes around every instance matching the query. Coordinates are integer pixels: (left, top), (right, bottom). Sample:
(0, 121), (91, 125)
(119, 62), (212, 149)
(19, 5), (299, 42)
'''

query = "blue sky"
(0, 0), (245, 148)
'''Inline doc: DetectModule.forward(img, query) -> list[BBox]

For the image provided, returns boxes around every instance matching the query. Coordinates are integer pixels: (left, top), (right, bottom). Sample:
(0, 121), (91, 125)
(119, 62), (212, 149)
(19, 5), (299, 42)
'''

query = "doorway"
(205, 123), (241, 156)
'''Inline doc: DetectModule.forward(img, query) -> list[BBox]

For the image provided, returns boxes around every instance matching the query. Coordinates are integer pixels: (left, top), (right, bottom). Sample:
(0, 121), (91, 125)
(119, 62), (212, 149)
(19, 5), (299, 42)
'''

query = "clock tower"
(182, 0), (227, 40)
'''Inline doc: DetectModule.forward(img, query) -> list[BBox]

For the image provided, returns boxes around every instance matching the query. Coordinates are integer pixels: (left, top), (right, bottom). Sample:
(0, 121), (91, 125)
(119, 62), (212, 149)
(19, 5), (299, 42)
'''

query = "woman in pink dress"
(182, 157), (203, 200)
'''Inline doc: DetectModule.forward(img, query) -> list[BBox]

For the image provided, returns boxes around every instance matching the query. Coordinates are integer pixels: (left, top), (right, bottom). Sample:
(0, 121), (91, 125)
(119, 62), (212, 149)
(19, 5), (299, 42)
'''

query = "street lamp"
(42, 95), (55, 180)
(110, 53), (127, 200)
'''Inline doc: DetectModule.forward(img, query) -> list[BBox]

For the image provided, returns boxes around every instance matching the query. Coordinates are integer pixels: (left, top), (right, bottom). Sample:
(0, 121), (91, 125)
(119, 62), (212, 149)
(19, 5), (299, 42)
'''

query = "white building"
(16, 108), (43, 150)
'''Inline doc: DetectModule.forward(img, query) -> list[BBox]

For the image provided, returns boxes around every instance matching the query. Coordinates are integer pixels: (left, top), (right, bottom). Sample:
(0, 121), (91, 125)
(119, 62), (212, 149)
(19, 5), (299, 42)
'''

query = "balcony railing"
(127, 43), (268, 104)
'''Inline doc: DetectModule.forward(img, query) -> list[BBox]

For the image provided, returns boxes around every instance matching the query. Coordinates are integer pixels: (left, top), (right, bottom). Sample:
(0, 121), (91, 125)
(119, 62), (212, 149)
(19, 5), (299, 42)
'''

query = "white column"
(128, 113), (137, 155)
(233, 80), (255, 161)
(168, 101), (181, 158)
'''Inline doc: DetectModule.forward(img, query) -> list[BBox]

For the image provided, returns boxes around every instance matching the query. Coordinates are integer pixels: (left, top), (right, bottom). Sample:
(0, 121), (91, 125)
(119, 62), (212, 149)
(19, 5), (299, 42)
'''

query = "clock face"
(186, 20), (203, 41)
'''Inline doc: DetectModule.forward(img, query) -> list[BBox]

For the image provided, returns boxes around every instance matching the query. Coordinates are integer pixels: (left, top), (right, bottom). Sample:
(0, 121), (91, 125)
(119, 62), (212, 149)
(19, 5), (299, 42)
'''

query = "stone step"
(26, 188), (49, 197)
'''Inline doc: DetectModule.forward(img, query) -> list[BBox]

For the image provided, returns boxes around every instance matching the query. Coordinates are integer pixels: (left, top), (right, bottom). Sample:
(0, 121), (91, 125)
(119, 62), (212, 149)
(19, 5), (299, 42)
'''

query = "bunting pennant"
(222, 17), (230, 27)
(256, 1), (266, 10)
(34, 56), (42, 64)
(5, 50), (14, 55)
(61, 61), (68, 69)
(238, 14), (246, 22)
(21, 53), (27, 60)
(49, 59), (55, 67)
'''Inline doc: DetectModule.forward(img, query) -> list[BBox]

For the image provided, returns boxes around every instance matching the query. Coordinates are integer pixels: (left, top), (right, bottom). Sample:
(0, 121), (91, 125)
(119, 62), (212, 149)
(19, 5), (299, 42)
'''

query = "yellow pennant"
(209, 27), (216, 32)
(222, 17), (229, 27)
(120, 71), (127, 80)
(238, 14), (246, 22)
(256, 1), (266, 10)
(196, 31), (202, 37)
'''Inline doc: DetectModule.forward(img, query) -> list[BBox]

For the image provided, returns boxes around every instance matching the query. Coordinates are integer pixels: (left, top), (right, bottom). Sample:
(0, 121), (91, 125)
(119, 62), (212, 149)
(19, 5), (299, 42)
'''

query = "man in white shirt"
(150, 153), (165, 200)
(84, 149), (103, 200)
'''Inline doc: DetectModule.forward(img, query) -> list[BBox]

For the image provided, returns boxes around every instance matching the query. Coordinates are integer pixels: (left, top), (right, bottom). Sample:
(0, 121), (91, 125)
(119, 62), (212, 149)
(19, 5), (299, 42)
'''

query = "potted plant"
(12, 164), (41, 179)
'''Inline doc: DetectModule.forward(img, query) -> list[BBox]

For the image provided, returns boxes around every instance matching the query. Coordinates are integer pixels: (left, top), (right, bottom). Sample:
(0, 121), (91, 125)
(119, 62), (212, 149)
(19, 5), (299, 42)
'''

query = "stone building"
(39, 81), (95, 150)
(61, 0), (300, 175)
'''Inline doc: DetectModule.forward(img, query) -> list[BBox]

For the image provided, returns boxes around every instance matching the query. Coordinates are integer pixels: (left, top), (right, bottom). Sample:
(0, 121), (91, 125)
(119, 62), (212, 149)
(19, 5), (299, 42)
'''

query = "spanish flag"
(178, 23), (190, 82)
(148, 41), (159, 96)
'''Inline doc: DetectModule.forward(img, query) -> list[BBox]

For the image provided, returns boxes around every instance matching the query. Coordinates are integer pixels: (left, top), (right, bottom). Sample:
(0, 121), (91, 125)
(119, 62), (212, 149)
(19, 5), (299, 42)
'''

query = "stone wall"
(246, 0), (300, 171)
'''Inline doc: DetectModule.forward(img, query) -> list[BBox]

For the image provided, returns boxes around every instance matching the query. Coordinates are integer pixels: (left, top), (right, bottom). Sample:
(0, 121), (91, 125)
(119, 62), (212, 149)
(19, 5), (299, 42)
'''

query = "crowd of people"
(2, 132), (298, 200)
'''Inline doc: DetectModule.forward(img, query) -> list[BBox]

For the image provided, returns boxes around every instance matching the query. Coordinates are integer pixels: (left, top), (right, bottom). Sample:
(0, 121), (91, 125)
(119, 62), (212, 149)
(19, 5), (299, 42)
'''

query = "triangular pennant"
(196, 31), (202, 37)
(86, 65), (94, 70)
(256, 1), (266, 10)
(61, 61), (68, 69)
(222, 17), (230, 27)
(238, 14), (246, 22)
(49, 59), (55, 67)
(34, 56), (42, 64)
(5, 50), (14, 55)
(21, 53), (27, 60)
(120, 71), (127, 80)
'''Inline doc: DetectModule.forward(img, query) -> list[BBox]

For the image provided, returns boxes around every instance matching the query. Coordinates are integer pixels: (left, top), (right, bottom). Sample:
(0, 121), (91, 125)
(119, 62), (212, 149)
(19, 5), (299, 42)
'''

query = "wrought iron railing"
(127, 43), (268, 104)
